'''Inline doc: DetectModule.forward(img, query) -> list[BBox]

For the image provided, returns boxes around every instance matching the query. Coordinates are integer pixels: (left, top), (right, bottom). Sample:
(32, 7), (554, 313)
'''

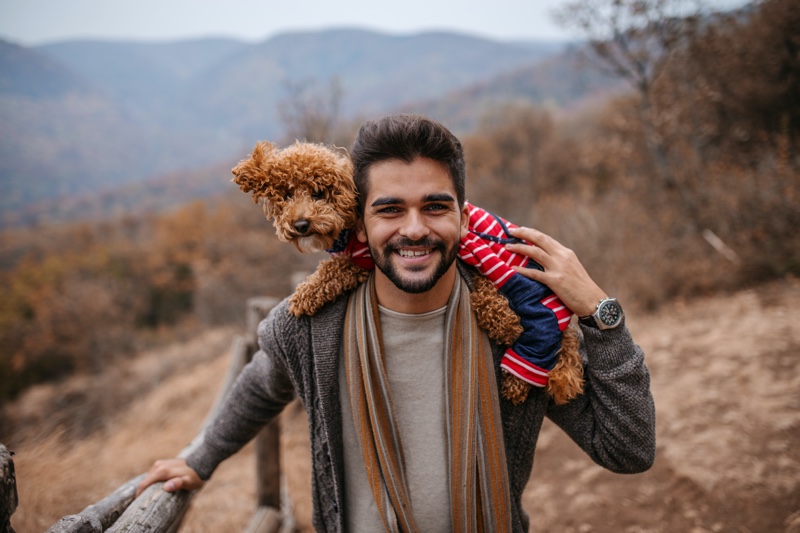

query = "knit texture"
(185, 265), (656, 532)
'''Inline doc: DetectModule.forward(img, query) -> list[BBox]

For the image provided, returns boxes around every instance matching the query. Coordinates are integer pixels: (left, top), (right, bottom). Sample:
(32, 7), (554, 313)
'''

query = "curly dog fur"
(233, 141), (358, 253)
(474, 274), (583, 405)
(546, 326), (584, 405)
(290, 256), (371, 317)
(469, 275), (524, 345)
(232, 140), (584, 405)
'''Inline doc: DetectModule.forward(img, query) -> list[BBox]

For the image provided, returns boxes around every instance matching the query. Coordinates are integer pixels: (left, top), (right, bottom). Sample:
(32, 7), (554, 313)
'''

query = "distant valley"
(0, 29), (617, 227)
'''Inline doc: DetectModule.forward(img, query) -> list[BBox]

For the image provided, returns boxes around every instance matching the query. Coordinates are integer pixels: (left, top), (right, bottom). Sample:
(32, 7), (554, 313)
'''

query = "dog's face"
(232, 141), (358, 253)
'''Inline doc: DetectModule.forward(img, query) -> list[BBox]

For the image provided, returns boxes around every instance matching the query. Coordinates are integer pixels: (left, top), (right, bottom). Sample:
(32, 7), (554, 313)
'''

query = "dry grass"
(7, 328), (313, 533)
(524, 275), (800, 532)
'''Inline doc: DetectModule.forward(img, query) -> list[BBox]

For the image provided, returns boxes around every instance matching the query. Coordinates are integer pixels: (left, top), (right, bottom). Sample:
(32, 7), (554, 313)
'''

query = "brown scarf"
(344, 273), (512, 532)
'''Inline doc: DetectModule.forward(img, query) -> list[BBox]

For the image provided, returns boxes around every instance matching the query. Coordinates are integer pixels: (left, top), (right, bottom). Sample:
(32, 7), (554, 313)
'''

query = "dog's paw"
(501, 372), (532, 405)
(546, 327), (584, 405)
(289, 285), (325, 317)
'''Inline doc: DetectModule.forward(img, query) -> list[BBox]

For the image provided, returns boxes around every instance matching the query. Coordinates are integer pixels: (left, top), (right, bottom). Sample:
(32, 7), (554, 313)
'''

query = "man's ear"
(460, 203), (470, 239)
(356, 217), (367, 243)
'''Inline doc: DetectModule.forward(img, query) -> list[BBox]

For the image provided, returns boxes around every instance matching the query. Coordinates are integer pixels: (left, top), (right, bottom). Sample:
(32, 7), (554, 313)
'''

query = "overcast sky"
(0, 0), (748, 46)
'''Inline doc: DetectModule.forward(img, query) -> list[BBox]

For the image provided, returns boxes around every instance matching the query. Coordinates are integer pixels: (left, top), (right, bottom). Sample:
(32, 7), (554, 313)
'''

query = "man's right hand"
(506, 226), (608, 318)
(136, 458), (204, 497)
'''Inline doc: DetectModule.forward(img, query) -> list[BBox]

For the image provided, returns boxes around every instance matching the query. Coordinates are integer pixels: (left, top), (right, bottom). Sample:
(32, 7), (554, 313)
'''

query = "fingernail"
(164, 481), (174, 491)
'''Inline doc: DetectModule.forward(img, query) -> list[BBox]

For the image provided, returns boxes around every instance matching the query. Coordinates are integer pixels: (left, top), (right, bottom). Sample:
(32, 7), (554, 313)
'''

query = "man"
(138, 115), (655, 532)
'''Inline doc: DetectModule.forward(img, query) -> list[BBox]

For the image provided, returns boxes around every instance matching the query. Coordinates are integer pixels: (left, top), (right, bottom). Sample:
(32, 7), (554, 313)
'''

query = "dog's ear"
(261, 197), (277, 220)
(231, 141), (276, 203)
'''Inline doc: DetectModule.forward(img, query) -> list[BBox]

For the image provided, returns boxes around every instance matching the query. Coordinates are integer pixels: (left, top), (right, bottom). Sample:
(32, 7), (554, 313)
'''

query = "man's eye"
(377, 206), (400, 214)
(425, 203), (448, 212)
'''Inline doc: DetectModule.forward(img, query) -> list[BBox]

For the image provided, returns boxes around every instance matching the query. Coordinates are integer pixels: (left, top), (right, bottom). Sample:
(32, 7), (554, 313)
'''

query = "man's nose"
(399, 211), (429, 241)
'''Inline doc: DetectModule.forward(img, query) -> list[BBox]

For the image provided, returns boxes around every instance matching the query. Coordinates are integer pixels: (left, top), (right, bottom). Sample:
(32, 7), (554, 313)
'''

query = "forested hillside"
(1, 30), (571, 219)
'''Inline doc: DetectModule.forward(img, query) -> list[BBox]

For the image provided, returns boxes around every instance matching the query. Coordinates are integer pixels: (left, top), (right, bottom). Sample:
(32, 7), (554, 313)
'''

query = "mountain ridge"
(1, 28), (615, 226)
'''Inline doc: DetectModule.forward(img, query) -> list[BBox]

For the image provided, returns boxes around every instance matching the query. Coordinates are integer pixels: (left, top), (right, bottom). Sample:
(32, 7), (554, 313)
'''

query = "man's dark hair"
(350, 114), (466, 211)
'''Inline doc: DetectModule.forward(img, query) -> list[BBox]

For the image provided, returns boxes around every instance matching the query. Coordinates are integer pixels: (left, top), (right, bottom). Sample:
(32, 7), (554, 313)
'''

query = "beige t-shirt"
(339, 304), (452, 532)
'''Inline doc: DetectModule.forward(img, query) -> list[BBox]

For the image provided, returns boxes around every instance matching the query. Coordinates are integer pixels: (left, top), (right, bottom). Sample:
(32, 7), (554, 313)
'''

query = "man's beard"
(368, 236), (459, 294)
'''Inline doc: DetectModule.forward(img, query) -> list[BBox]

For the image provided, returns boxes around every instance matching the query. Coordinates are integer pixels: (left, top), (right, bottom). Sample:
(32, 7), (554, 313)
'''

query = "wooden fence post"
(246, 297), (282, 511)
(1, 444), (17, 533)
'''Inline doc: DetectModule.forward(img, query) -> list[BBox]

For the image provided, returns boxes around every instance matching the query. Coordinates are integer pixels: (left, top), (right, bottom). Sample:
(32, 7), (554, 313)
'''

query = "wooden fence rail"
(36, 296), (284, 533)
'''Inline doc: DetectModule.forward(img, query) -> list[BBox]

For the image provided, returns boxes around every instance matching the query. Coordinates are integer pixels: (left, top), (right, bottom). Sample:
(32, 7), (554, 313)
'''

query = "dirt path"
(7, 277), (800, 532)
(525, 277), (800, 532)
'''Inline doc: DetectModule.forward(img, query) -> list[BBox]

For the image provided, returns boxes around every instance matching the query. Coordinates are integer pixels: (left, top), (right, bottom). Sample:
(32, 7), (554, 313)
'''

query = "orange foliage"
(0, 194), (316, 406)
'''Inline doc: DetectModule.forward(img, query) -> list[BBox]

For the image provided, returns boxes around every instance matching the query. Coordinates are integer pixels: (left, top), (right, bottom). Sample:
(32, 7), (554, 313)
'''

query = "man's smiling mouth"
(397, 249), (432, 258)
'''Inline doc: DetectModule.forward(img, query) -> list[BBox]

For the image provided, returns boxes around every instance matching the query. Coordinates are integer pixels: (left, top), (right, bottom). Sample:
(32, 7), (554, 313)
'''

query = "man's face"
(357, 157), (468, 300)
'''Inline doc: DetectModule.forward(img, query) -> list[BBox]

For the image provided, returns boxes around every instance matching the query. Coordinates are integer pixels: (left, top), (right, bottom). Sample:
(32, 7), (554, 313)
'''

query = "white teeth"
(398, 249), (430, 258)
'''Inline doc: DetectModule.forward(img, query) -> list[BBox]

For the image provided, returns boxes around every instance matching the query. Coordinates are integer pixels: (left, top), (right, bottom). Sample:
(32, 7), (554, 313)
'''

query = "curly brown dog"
(232, 140), (583, 405)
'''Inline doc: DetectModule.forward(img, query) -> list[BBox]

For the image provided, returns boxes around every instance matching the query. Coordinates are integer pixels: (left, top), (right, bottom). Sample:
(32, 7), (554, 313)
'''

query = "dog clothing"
(458, 203), (572, 387)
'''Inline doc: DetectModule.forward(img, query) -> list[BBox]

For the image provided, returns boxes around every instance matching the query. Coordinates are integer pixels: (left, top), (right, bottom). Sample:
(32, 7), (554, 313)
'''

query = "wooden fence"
(1, 296), (288, 533)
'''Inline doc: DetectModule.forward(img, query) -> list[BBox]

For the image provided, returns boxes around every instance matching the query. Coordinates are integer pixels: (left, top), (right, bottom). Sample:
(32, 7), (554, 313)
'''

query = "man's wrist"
(576, 292), (609, 318)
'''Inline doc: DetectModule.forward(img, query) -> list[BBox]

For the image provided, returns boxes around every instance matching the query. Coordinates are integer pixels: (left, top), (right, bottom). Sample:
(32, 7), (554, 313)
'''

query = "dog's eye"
(283, 191), (293, 200)
(312, 191), (325, 201)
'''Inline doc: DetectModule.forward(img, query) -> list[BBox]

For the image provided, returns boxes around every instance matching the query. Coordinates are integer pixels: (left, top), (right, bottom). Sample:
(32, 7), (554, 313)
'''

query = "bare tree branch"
(278, 77), (344, 145)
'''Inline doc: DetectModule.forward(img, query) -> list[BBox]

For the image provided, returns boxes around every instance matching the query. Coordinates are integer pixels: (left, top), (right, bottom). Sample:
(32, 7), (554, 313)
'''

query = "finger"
(508, 226), (543, 245)
(163, 476), (184, 492)
(509, 226), (557, 254)
(136, 459), (175, 496)
(505, 241), (551, 270)
(164, 472), (202, 492)
(136, 472), (159, 497)
(512, 264), (547, 283)
(138, 473), (190, 496)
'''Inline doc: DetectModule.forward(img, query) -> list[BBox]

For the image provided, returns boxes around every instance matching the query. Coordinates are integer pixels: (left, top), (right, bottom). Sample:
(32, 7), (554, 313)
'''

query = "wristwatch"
(579, 297), (624, 330)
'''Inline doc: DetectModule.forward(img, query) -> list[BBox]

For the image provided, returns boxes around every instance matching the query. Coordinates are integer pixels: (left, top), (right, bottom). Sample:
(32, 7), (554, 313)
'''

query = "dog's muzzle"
(293, 219), (311, 235)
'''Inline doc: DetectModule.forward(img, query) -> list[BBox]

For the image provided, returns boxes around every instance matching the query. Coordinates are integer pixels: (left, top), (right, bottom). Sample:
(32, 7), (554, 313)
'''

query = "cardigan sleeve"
(185, 301), (298, 480)
(545, 320), (656, 474)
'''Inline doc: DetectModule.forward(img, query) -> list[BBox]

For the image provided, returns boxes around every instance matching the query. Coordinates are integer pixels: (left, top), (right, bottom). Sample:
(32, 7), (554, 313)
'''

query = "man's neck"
(374, 265), (457, 314)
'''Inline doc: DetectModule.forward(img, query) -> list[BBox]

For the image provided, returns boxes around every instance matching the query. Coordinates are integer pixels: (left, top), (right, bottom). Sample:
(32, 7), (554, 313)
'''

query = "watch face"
(598, 301), (622, 327)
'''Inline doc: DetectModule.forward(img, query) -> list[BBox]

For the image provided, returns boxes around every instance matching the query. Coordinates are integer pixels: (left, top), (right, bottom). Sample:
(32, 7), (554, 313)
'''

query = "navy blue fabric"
(498, 260), (561, 370)
(326, 228), (353, 254)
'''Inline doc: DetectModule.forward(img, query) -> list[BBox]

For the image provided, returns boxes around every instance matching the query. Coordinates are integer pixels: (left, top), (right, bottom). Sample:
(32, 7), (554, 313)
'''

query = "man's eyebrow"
(423, 193), (456, 203)
(370, 196), (404, 207)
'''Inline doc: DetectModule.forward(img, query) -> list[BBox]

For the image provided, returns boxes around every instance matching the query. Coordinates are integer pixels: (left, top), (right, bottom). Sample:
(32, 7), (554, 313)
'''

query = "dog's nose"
(293, 219), (311, 234)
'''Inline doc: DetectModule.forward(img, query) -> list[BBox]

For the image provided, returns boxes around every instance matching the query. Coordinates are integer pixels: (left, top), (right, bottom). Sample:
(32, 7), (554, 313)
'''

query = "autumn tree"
(665, 0), (800, 278)
(554, 0), (706, 213)
(673, 0), (800, 159)
(554, 0), (799, 280)
(464, 104), (556, 226)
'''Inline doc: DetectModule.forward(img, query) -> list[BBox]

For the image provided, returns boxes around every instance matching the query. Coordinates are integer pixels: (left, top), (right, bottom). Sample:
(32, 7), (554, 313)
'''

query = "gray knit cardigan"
(186, 276), (656, 532)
